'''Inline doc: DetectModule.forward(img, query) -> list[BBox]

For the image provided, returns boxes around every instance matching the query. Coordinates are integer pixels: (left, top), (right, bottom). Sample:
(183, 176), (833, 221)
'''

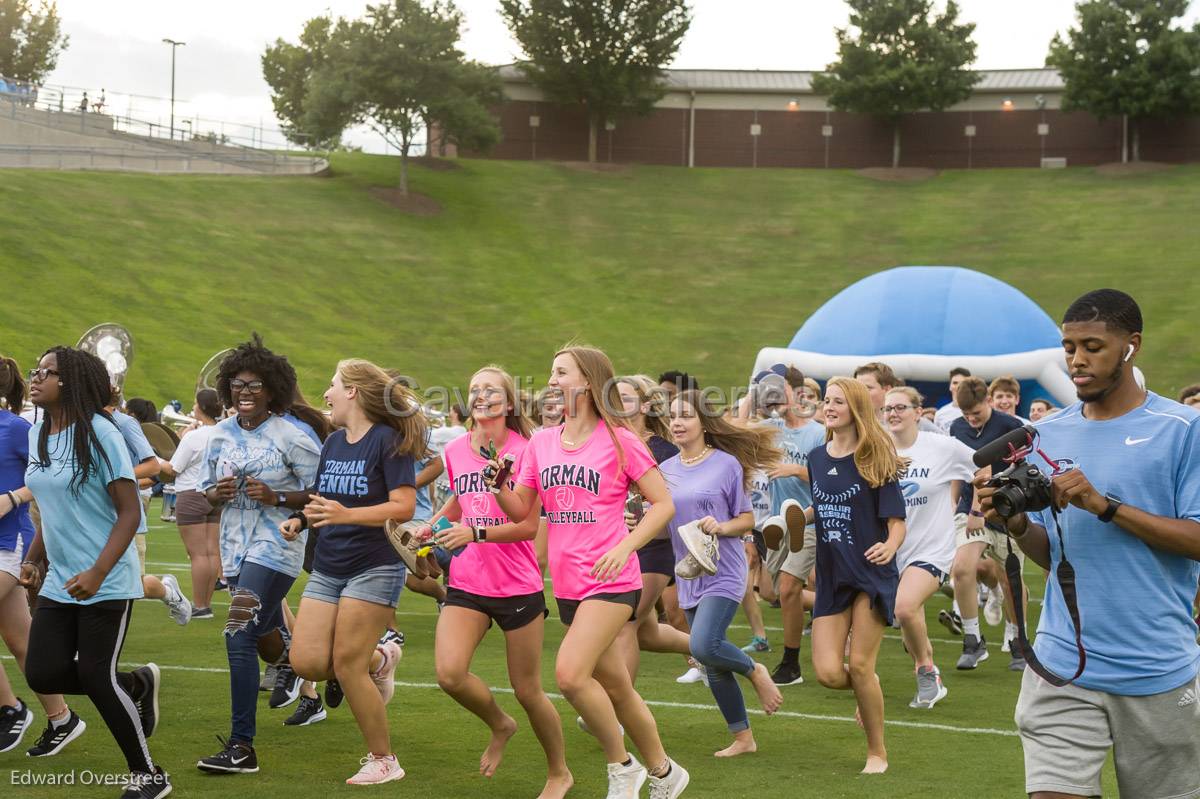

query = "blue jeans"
(685, 596), (755, 732)
(225, 562), (295, 744)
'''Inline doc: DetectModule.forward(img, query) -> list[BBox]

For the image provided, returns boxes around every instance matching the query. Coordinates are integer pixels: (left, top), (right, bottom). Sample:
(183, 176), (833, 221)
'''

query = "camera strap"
(1003, 505), (1086, 687)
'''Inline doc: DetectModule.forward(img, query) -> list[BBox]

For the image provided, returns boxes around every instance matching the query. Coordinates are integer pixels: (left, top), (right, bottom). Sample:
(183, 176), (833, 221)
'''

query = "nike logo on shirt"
(1125, 436), (1152, 446)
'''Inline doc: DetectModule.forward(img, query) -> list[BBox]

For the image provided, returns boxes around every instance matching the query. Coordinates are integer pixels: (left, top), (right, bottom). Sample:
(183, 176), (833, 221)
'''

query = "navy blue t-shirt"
(0, 411), (34, 553)
(312, 424), (417, 578)
(808, 445), (905, 625)
(647, 435), (679, 465)
(949, 410), (1025, 514)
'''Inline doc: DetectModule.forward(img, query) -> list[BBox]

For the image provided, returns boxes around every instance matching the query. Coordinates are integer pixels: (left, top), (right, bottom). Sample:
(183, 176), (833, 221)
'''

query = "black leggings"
(26, 597), (154, 774)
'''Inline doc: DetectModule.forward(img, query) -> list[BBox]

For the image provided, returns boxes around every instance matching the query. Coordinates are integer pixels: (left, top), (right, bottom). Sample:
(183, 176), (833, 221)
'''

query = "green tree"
(500, 0), (691, 163)
(812, 0), (978, 168)
(265, 1), (501, 194)
(0, 0), (68, 83)
(1047, 0), (1200, 162)
(262, 16), (341, 148)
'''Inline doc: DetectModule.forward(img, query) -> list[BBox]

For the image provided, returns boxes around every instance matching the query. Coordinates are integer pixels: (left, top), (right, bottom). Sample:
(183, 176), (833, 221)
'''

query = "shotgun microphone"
(972, 425), (1036, 468)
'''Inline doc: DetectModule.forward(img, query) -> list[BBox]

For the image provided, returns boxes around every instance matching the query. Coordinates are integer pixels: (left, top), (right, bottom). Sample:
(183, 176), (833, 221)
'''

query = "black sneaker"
(324, 679), (344, 709)
(268, 665), (301, 709)
(130, 664), (161, 737)
(938, 609), (964, 636)
(214, 579), (229, 593)
(283, 696), (326, 726)
(197, 735), (259, 773)
(380, 629), (405, 648)
(769, 660), (804, 686)
(119, 765), (172, 799)
(956, 634), (989, 670)
(0, 700), (33, 753)
(1009, 652), (1027, 672)
(191, 607), (214, 620)
(26, 710), (87, 756)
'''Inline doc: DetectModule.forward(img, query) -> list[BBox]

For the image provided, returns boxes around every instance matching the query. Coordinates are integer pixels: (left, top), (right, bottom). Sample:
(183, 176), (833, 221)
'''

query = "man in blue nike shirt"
(979, 288), (1200, 799)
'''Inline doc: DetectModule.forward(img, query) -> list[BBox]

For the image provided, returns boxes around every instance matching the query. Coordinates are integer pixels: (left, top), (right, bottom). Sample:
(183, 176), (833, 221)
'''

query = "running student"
(884, 386), (978, 708)
(805, 377), (907, 775)
(488, 345), (690, 799)
(20, 347), (170, 799)
(196, 336), (321, 776)
(660, 390), (784, 757)
(423, 365), (572, 799)
(0, 356), (80, 758)
(285, 359), (423, 785)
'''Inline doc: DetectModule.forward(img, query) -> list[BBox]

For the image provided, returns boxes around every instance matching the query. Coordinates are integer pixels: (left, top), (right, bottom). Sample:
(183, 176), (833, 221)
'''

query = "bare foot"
(536, 771), (574, 799)
(715, 734), (757, 758)
(749, 662), (784, 715)
(861, 754), (888, 774)
(480, 715), (518, 777)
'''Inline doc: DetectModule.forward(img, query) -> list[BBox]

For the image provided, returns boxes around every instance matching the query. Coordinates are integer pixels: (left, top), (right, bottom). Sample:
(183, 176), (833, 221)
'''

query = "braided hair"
(32, 346), (115, 495)
(216, 333), (298, 415)
(0, 355), (25, 411)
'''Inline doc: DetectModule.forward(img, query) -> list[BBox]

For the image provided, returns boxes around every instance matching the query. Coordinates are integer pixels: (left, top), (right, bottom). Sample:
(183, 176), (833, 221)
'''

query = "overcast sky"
(45, 0), (1200, 152)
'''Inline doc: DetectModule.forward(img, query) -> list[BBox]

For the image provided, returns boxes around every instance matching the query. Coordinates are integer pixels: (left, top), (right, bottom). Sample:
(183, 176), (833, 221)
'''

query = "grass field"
(0, 156), (1198, 407)
(0, 500), (1119, 798)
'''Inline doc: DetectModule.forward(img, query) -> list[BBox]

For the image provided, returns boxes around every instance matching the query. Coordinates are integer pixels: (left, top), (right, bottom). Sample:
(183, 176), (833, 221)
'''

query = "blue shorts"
(906, 560), (948, 584)
(302, 563), (406, 608)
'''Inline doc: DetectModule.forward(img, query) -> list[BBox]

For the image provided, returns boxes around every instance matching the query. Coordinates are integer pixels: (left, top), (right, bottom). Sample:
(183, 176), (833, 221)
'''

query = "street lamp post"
(162, 38), (186, 140)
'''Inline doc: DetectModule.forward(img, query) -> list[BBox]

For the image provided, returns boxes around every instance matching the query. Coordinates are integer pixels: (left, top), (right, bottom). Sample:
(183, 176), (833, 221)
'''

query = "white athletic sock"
(1005, 622), (1018, 640)
(952, 599), (960, 614)
(962, 617), (981, 638)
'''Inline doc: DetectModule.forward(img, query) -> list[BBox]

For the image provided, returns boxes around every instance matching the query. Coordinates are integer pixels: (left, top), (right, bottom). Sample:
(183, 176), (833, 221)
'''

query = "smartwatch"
(276, 491), (288, 507)
(473, 527), (488, 543)
(1098, 494), (1123, 523)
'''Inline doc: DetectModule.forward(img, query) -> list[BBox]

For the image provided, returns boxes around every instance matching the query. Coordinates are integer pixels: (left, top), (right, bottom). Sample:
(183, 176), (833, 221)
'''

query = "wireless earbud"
(1124, 345), (1135, 363)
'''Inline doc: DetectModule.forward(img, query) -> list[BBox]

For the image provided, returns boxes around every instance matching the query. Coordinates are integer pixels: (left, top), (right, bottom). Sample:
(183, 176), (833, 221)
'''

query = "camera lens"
(993, 485), (1024, 518)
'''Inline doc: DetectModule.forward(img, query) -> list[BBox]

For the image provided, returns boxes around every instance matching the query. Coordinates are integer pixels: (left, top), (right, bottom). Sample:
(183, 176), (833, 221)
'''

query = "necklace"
(681, 445), (712, 465)
(561, 424), (594, 447)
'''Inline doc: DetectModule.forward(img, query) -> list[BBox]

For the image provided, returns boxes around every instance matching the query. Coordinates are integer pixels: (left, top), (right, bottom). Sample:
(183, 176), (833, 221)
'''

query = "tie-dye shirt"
(201, 415), (320, 578)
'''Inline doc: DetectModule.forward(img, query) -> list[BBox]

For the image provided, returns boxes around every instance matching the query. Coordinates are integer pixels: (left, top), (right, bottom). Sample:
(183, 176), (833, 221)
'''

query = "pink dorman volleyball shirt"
(516, 419), (657, 600)
(442, 432), (543, 598)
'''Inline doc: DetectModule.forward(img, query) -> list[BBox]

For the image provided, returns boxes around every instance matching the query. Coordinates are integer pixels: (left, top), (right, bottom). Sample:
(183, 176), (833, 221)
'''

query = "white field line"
(0, 655), (1017, 738)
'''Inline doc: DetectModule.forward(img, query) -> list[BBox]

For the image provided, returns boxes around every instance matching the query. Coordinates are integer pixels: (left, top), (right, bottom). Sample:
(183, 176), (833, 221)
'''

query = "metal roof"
(497, 64), (1064, 94)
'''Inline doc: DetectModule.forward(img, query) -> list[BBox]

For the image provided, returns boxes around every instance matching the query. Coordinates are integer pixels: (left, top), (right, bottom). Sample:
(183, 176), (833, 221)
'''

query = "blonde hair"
(337, 359), (428, 460)
(555, 344), (631, 467)
(674, 390), (781, 490)
(988, 376), (1021, 397)
(826, 377), (905, 488)
(886, 386), (923, 408)
(469, 365), (534, 439)
(617, 374), (672, 442)
(802, 377), (821, 397)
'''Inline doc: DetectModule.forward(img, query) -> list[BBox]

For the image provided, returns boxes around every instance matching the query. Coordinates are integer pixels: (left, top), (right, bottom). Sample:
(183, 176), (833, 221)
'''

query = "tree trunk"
(892, 123), (901, 169)
(587, 113), (599, 163)
(1132, 121), (1140, 162)
(1121, 115), (1128, 163)
(399, 146), (409, 196)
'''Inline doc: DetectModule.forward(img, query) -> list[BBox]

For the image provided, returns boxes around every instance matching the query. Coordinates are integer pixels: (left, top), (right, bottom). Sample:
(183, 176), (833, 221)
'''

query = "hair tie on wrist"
(288, 511), (309, 531)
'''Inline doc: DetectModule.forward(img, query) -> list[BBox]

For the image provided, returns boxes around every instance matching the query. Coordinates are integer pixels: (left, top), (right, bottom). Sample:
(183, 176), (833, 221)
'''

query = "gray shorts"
(766, 527), (816, 586)
(1015, 667), (1200, 798)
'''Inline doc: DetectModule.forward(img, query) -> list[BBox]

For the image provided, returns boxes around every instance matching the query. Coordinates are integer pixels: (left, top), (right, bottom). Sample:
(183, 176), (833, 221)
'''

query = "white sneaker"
(346, 752), (405, 785)
(1001, 623), (1018, 653)
(161, 574), (192, 626)
(983, 584), (1004, 627)
(648, 758), (690, 799)
(606, 757), (647, 799)
(370, 641), (402, 704)
(577, 715), (623, 738)
(675, 664), (706, 684)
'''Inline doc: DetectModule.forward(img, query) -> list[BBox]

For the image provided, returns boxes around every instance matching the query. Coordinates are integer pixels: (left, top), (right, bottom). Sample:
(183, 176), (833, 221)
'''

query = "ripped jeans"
(225, 562), (295, 745)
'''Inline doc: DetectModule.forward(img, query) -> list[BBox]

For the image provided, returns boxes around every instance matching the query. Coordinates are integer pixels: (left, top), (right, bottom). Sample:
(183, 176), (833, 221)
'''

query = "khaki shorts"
(954, 513), (1025, 566)
(135, 534), (147, 577)
(767, 527), (816, 586)
(1015, 667), (1200, 798)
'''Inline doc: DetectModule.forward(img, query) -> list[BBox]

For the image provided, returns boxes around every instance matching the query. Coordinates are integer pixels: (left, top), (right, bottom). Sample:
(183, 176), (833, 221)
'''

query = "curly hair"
(0, 355), (24, 411)
(216, 333), (298, 415)
(31, 346), (116, 495)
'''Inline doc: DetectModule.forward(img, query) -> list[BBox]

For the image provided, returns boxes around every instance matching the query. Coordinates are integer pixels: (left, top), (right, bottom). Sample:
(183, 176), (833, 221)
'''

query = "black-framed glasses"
(229, 379), (265, 394)
(882, 404), (914, 414)
(28, 368), (60, 383)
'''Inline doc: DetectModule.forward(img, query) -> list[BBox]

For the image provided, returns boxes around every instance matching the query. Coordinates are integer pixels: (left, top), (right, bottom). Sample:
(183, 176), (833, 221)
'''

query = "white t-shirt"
(169, 424), (217, 491)
(934, 403), (962, 431)
(748, 469), (771, 527)
(894, 431), (977, 573)
(429, 424), (467, 455)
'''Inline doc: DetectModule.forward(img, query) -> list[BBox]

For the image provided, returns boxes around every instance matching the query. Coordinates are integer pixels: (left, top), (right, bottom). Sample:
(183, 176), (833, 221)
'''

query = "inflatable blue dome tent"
(751, 267), (1075, 412)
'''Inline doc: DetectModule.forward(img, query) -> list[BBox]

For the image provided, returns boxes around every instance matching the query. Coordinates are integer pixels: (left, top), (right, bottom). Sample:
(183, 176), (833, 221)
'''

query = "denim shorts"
(302, 563), (407, 608)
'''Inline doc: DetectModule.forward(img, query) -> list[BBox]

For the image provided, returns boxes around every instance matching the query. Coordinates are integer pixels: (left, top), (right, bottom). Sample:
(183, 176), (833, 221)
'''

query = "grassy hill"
(1, 155), (1197, 405)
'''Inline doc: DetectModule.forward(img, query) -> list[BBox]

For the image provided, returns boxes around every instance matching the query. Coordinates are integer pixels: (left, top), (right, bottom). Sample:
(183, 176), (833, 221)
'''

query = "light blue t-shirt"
(1028, 392), (1200, 695)
(201, 415), (321, 579)
(767, 419), (826, 514)
(110, 410), (155, 534)
(25, 414), (143, 604)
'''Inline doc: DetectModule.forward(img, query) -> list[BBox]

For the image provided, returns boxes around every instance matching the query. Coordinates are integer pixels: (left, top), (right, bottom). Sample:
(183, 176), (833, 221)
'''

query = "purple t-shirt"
(660, 449), (752, 609)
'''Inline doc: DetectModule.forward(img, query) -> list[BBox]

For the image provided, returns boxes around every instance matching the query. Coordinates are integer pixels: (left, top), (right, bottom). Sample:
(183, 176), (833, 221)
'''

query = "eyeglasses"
(229, 379), (265, 394)
(28, 368), (60, 383)
(882, 404), (914, 414)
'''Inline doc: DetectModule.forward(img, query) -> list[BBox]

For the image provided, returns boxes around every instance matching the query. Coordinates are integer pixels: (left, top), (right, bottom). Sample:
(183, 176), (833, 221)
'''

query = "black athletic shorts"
(637, 538), (675, 579)
(555, 590), (642, 626)
(443, 587), (548, 632)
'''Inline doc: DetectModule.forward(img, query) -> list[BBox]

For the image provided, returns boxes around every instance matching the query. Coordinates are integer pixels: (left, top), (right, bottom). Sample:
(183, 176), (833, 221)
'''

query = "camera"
(987, 461), (1053, 518)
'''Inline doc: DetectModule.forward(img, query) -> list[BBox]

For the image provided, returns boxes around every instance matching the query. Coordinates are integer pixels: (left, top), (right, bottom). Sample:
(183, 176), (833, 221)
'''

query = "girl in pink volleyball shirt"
(420, 366), (570, 799)
(473, 346), (690, 799)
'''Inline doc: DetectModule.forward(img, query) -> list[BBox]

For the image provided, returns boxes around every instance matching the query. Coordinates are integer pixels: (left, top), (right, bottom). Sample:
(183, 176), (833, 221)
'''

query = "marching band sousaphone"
(77, 323), (134, 393)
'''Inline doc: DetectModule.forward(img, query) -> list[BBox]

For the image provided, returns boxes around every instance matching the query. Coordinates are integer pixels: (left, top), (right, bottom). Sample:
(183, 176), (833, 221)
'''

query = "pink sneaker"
(370, 641), (402, 704)
(346, 753), (405, 785)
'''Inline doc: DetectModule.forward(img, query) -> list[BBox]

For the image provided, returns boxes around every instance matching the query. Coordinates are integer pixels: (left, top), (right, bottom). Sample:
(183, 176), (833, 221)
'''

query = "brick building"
(461, 65), (1199, 169)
